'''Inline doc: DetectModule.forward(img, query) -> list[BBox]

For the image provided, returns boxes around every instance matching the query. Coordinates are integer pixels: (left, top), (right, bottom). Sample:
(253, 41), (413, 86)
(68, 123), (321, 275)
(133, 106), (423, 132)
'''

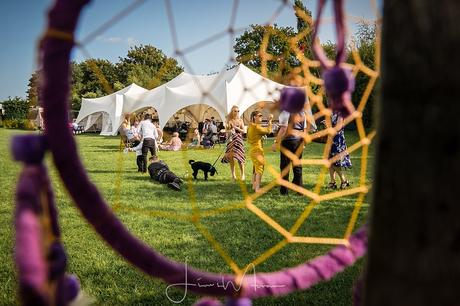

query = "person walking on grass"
(247, 111), (273, 192)
(327, 111), (352, 189)
(139, 113), (159, 173)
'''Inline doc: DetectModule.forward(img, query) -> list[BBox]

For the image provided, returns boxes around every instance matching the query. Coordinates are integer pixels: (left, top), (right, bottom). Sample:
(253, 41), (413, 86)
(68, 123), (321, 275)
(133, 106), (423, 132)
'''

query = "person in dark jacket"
(147, 156), (182, 191)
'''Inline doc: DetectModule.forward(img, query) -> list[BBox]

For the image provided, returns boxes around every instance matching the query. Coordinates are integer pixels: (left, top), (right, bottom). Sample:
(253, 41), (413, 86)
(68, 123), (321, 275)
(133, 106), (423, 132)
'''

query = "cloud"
(97, 36), (139, 46)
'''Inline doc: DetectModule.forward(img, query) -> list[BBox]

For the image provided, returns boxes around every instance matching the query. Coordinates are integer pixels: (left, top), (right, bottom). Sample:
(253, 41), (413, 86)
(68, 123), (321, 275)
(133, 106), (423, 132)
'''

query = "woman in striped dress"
(221, 105), (246, 180)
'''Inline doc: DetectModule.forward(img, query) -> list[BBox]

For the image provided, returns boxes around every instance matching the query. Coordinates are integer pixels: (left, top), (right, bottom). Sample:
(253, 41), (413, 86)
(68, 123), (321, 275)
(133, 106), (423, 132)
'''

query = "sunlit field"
(0, 128), (372, 305)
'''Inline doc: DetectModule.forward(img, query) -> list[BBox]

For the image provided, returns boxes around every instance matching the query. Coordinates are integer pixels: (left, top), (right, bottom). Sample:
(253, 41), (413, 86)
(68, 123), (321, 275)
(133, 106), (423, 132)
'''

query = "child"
(247, 111), (273, 191)
(130, 141), (144, 172)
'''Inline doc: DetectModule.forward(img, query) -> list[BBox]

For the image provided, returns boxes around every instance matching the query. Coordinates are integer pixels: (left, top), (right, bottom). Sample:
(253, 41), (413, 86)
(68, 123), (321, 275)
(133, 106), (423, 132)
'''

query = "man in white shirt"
(139, 113), (159, 173)
(272, 108), (316, 195)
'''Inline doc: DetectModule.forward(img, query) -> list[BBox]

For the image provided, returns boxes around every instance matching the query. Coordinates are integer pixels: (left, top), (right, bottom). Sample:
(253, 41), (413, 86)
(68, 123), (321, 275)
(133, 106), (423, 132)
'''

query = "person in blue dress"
(328, 111), (352, 189)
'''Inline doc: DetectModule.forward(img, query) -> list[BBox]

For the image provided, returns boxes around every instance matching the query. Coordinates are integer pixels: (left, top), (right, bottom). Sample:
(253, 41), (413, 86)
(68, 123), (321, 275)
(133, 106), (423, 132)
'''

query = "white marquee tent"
(76, 64), (313, 136)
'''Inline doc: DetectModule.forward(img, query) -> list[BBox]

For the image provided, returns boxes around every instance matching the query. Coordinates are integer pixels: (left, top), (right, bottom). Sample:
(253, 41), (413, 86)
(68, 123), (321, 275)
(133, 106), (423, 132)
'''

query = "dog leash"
(210, 133), (232, 169)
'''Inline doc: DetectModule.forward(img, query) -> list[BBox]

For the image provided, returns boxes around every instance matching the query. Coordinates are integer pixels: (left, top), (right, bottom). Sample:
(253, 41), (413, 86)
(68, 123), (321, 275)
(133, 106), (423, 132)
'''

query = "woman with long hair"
(247, 111), (273, 191)
(221, 105), (246, 180)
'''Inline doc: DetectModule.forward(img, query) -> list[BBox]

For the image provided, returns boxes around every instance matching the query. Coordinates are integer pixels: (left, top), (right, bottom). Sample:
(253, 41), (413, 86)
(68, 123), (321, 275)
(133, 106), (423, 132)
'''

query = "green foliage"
(293, 0), (314, 59)
(348, 21), (378, 128)
(26, 71), (40, 107)
(234, 24), (298, 79)
(234, 2), (316, 84)
(63, 45), (184, 111)
(2, 96), (29, 120)
(116, 45), (183, 89)
(2, 119), (35, 130)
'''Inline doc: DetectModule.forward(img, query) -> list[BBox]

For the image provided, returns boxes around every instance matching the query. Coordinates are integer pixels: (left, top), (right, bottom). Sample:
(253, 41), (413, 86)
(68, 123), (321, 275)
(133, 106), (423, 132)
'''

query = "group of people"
(220, 105), (352, 193)
(122, 104), (352, 194)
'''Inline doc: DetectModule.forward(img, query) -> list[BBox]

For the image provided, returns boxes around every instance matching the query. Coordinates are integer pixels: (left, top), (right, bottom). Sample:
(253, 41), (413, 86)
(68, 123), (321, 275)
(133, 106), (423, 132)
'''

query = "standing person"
(328, 111), (352, 189)
(139, 113), (159, 173)
(247, 111), (273, 191)
(130, 141), (144, 172)
(271, 109), (314, 195)
(221, 106), (246, 180)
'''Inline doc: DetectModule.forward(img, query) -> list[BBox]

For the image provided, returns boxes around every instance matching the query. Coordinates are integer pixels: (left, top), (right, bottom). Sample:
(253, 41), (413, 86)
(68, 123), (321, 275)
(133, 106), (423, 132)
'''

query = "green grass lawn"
(0, 128), (373, 305)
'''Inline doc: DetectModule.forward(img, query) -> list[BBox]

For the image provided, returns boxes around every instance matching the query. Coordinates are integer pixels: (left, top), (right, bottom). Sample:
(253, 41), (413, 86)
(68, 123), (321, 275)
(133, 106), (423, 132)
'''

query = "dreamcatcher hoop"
(14, 0), (367, 304)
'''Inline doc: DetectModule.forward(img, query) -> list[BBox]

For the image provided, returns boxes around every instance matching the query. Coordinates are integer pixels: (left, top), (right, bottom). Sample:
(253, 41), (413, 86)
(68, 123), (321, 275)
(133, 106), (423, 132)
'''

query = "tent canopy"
(76, 64), (313, 135)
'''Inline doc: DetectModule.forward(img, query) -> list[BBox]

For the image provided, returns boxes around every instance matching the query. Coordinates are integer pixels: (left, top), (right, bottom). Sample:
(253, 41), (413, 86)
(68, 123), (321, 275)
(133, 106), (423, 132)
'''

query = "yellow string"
(72, 0), (380, 274)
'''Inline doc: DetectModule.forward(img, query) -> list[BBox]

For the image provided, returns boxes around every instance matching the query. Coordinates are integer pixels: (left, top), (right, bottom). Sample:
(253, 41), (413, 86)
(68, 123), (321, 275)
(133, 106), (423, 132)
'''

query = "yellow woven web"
(51, 0), (381, 278)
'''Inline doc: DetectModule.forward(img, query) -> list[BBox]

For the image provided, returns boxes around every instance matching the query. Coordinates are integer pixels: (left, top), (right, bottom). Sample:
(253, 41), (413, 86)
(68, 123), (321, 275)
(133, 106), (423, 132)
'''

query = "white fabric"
(75, 84), (148, 136)
(76, 64), (315, 135)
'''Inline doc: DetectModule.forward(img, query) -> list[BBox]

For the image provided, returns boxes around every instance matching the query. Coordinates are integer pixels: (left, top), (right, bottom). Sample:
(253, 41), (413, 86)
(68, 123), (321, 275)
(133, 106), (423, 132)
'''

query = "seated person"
(218, 129), (227, 143)
(201, 128), (214, 148)
(160, 132), (182, 151)
(147, 156), (182, 191)
(70, 119), (83, 134)
(188, 128), (201, 148)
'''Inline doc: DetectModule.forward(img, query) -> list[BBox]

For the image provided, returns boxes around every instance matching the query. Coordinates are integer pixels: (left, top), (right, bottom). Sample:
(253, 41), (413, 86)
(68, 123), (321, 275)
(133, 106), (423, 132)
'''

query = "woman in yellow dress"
(247, 111), (273, 192)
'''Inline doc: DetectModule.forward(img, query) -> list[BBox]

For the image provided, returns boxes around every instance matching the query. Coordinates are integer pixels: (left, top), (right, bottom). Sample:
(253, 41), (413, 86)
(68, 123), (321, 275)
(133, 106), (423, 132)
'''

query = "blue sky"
(0, 0), (380, 100)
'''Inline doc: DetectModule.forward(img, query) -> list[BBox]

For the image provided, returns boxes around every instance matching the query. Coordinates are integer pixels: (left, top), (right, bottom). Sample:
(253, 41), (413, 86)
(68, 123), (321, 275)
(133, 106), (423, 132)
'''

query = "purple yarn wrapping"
(12, 135), (48, 164)
(48, 241), (68, 281)
(194, 297), (224, 306)
(279, 87), (306, 113)
(14, 144), (75, 305)
(194, 297), (252, 306)
(226, 297), (252, 306)
(56, 274), (80, 304)
(39, 0), (367, 299)
(323, 66), (354, 101)
(15, 208), (48, 306)
(243, 226), (367, 298)
(64, 275), (81, 301)
(15, 165), (48, 305)
(312, 0), (355, 117)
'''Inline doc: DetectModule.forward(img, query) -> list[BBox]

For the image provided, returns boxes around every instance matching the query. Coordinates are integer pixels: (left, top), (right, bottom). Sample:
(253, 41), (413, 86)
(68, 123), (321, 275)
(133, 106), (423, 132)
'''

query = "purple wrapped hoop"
(36, 0), (367, 301)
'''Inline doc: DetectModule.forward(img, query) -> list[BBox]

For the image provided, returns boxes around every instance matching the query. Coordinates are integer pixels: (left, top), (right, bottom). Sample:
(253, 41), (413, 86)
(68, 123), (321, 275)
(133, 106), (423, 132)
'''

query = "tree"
(2, 96), (29, 120)
(233, 1), (315, 84)
(365, 1), (460, 304)
(26, 71), (40, 107)
(348, 21), (378, 128)
(293, 0), (314, 60)
(233, 24), (298, 82)
(116, 45), (183, 89)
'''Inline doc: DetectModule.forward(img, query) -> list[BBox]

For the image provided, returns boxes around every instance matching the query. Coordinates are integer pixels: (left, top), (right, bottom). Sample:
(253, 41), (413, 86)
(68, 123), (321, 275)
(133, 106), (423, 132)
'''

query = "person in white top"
(130, 141), (144, 172)
(138, 113), (159, 173)
(271, 107), (316, 195)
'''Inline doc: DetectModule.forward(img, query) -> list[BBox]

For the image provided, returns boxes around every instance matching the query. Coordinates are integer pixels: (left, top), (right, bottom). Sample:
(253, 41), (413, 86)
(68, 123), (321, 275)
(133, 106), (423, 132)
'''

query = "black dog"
(189, 160), (217, 180)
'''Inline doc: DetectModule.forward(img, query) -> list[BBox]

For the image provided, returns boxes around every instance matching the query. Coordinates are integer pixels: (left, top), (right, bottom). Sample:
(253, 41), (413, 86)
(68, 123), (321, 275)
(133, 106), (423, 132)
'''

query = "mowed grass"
(0, 128), (373, 305)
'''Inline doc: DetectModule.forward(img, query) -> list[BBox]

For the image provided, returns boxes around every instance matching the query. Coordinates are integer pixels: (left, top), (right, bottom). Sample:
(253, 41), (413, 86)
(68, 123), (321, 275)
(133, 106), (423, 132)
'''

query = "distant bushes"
(1, 119), (36, 130)
(0, 96), (36, 130)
